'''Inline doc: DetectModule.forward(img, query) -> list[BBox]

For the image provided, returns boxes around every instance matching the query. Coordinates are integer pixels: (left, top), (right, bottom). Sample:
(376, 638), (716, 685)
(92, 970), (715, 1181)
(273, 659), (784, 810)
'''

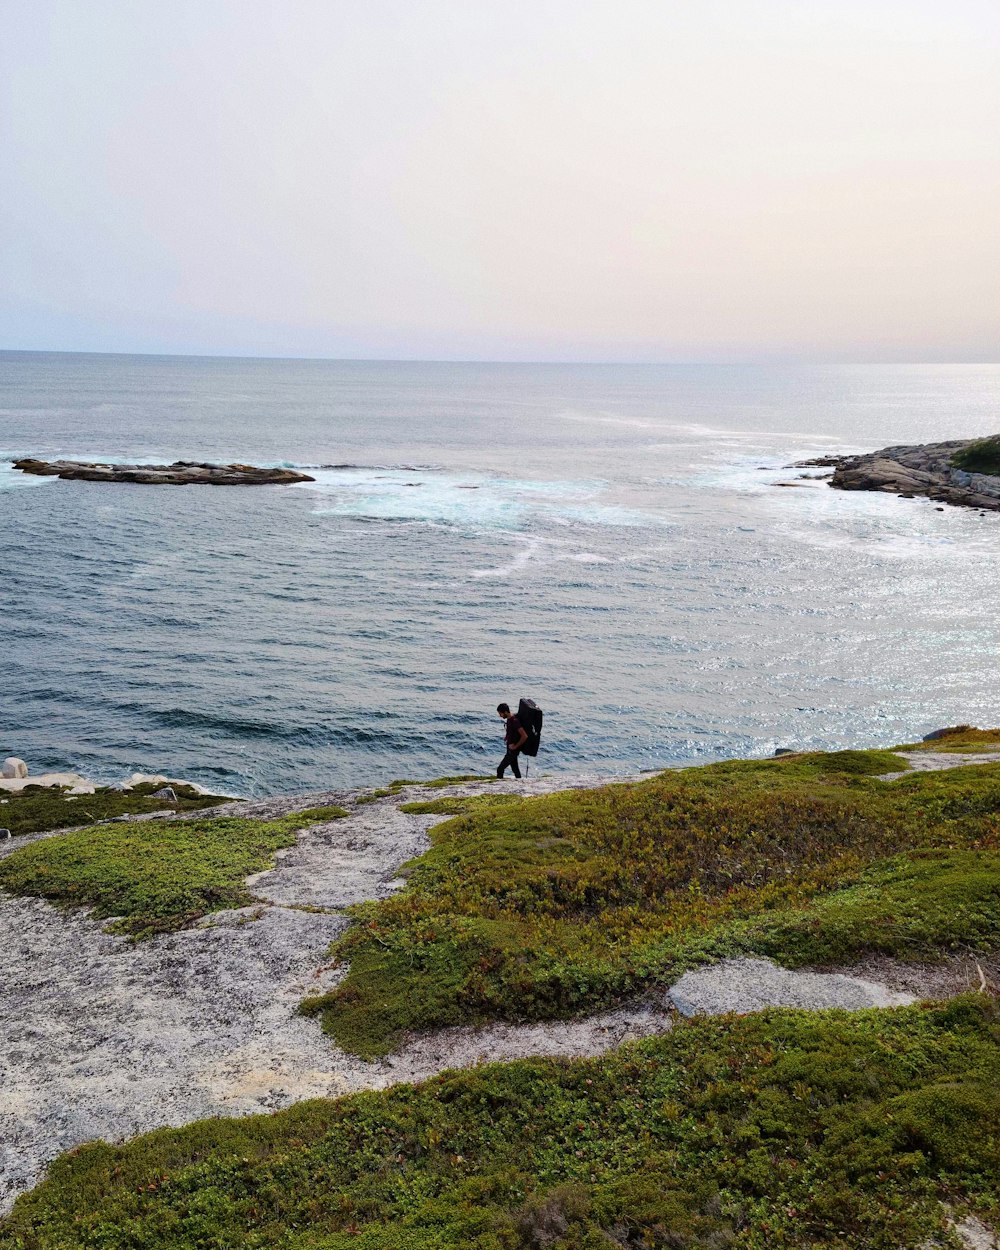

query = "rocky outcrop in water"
(816, 437), (1000, 512)
(13, 458), (315, 486)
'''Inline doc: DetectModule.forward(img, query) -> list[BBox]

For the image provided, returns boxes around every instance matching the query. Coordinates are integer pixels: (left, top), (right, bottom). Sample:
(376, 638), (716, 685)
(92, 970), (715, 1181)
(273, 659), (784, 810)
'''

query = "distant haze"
(2, 1), (998, 361)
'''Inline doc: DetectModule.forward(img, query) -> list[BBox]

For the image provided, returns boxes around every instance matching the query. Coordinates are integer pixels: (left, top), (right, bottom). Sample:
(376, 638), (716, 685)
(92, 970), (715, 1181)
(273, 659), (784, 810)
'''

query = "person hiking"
(496, 702), (528, 778)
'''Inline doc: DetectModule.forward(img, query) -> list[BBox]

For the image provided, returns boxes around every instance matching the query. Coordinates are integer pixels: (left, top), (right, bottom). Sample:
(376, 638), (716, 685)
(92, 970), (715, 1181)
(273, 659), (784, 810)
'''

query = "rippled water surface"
(3, 353), (1000, 794)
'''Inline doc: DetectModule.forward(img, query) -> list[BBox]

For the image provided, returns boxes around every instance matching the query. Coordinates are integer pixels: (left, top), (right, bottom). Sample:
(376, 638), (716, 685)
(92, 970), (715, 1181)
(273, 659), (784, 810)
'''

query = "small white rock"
(1, 758), (28, 780)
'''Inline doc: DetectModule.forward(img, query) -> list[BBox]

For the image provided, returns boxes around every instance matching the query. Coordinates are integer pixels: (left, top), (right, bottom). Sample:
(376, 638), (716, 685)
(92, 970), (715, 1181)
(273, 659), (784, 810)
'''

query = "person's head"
(497, 702), (510, 719)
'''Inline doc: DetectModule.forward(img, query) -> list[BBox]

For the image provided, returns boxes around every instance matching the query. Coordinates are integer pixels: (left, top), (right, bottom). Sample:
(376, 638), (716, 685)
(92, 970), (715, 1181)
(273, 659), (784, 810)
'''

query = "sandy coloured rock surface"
(668, 958), (916, 1016)
(0, 771), (94, 794)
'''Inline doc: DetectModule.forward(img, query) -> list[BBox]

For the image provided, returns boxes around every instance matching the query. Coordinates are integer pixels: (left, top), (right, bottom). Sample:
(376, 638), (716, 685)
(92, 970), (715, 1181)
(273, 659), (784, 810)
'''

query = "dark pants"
(497, 748), (521, 778)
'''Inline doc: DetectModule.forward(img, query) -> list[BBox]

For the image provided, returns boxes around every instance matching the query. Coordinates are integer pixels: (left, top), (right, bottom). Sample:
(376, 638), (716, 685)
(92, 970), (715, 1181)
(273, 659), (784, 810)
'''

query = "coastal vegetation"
(2, 739), (1000, 1246)
(0, 781), (228, 838)
(3, 997), (997, 1249)
(0, 805), (348, 937)
(951, 435), (1000, 476)
(304, 744), (1000, 1058)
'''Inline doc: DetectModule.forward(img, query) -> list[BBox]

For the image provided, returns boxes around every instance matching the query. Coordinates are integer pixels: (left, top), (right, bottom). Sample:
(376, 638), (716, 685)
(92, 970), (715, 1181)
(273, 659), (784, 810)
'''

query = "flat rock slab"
(387, 1003), (675, 1074)
(12, 458), (314, 486)
(668, 958), (915, 1016)
(878, 749), (1000, 781)
(0, 771), (92, 793)
(0, 898), (349, 1211)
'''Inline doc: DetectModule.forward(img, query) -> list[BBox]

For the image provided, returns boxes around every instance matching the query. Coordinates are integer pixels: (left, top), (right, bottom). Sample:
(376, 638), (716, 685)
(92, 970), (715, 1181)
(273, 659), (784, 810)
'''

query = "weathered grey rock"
(669, 958), (914, 1016)
(825, 437), (1000, 513)
(151, 786), (178, 801)
(773, 747), (796, 757)
(12, 458), (315, 486)
(1, 758), (27, 780)
(0, 829), (10, 840)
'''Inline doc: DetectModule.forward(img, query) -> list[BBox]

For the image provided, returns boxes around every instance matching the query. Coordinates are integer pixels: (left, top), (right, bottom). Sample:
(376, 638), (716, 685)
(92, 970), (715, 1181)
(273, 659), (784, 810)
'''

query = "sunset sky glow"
(2, 0), (998, 361)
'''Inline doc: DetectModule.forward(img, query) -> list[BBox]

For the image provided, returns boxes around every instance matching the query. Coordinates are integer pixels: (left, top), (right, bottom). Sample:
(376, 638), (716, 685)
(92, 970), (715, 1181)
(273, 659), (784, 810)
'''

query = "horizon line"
(2, 347), (999, 368)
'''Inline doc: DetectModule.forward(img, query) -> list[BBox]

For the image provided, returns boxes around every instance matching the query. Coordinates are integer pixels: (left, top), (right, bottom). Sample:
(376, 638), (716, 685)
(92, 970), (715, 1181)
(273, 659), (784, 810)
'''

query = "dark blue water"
(3, 352), (1000, 795)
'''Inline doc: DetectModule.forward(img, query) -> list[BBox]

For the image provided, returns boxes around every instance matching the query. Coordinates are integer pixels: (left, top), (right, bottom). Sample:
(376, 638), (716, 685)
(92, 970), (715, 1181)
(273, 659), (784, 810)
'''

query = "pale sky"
(1, 0), (998, 361)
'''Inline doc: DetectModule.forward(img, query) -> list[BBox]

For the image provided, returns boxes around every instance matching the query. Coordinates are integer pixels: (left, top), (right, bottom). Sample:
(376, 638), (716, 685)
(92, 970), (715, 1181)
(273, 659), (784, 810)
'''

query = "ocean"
(3, 352), (999, 796)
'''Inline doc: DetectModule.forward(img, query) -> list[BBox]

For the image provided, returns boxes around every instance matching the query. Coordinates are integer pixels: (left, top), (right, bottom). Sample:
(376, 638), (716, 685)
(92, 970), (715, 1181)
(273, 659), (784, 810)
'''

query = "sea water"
(2, 353), (999, 795)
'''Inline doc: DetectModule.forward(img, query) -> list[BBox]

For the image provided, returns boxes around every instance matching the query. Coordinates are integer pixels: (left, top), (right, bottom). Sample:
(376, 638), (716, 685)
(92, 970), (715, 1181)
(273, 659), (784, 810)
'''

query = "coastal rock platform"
(3, 753), (999, 1216)
(816, 436), (1000, 512)
(12, 458), (315, 486)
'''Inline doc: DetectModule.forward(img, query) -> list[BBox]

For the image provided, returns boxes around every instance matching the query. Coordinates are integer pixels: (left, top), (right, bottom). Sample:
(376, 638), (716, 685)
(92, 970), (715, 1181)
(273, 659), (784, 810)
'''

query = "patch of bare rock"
(877, 749), (1000, 781)
(667, 959), (915, 1016)
(12, 457), (314, 485)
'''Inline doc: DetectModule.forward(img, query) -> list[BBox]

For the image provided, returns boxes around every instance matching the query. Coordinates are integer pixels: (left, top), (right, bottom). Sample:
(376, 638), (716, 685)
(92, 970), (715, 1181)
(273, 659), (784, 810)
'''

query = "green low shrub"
(307, 748), (1000, 1056)
(3, 999), (997, 1249)
(0, 782), (230, 838)
(951, 436), (1000, 476)
(748, 849), (1000, 965)
(0, 805), (347, 937)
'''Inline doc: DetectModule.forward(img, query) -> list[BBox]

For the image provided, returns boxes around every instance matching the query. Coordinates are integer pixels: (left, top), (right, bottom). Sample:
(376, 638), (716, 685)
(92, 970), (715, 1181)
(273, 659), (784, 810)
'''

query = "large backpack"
(516, 697), (543, 757)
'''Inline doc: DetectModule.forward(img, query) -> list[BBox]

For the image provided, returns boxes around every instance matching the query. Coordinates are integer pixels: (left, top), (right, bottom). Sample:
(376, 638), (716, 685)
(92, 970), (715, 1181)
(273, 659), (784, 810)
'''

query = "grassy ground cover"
(357, 777), (496, 805)
(951, 435), (1000, 476)
(0, 782), (230, 838)
(900, 726), (1000, 753)
(304, 748), (1000, 1057)
(0, 804), (348, 937)
(3, 997), (997, 1249)
(399, 792), (523, 818)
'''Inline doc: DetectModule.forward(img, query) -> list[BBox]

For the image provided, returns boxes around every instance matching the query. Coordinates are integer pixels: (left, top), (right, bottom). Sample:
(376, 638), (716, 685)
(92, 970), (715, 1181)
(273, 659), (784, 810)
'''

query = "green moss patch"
(951, 435), (1000, 476)
(3, 999), (998, 1249)
(399, 793), (522, 817)
(419, 774), (497, 789)
(0, 782), (230, 838)
(0, 805), (347, 937)
(306, 748), (1000, 1057)
(781, 748), (910, 775)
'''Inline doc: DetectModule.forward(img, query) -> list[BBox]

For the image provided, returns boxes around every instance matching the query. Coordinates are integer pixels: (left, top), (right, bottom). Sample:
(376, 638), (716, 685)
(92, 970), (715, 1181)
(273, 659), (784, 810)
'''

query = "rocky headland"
(12, 458), (314, 485)
(814, 434), (1000, 512)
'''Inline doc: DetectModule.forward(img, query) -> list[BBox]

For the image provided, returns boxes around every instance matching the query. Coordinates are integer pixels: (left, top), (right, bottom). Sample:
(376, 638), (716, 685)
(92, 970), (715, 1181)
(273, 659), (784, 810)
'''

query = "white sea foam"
(300, 467), (668, 532)
(0, 462), (53, 491)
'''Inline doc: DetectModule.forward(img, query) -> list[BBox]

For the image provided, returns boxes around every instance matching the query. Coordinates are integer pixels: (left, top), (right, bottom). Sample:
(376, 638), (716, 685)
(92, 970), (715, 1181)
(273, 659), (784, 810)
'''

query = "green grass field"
(0, 804), (348, 936)
(304, 745), (1000, 1057)
(3, 997), (997, 1249)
